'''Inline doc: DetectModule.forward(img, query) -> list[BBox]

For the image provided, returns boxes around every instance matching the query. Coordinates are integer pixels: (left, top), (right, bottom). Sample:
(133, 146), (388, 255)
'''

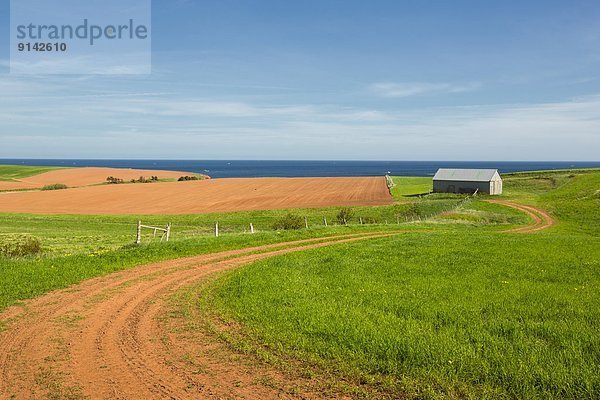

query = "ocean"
(1, 159), (599, 179)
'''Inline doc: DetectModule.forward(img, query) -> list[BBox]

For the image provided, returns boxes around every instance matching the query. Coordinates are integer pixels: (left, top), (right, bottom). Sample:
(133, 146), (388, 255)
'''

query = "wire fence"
(135, 196), (474, 242)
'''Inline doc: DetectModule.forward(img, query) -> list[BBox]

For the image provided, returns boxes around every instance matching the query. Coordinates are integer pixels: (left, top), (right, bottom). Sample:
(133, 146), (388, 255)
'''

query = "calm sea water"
(1, 159), (599, 179)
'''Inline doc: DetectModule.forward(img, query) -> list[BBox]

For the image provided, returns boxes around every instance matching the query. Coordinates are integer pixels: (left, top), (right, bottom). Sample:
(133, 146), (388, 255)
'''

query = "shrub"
(41, 183), (68, 191)
(0, 236), (43, 257)
(125, 176), (158, 183)
(272, 213), (304, 230)
(178, 175), (202, 181)
(106, 176), (124, 184)
(337, 208), (353, 225)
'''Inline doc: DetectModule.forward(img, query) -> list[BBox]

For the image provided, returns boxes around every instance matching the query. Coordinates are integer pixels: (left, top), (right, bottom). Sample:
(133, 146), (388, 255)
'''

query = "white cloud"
(369, 82), (480, 98)
(0, 72), (598, 160)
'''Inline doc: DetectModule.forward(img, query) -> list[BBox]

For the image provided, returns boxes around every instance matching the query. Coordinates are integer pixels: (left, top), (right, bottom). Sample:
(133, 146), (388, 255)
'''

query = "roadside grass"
(0, 200), (466, 255)
(434, 200), (530, 226)
(502, 170), (600, 234)
(390, 176), (432, 198)
(0, 226), (418, 311)
(196, 171), (600, 399)
(0, 195), (516, 312)
(538, 173), (600, 235)
(0, 165), (65, 182)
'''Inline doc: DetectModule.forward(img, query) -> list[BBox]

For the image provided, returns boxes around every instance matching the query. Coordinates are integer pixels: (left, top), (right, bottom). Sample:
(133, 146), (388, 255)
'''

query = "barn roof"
(433, 168), (499, 182)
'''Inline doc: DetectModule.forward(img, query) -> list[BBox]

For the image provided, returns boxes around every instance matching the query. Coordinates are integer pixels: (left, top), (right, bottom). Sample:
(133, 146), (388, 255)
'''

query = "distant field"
(0, 166), (194, 190)
(196, 170), (600, 399)
(0, 176), (393, 214)
(0, 165), (64, 182)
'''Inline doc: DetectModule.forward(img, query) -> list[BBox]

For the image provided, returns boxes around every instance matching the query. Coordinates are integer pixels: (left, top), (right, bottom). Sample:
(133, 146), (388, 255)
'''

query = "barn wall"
(489, 179), (503, 195)
(433, 180), (492, 194)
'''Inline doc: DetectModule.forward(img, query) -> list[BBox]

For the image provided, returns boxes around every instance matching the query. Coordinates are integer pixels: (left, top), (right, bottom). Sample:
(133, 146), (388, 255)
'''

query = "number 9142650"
(17, 42), (67, 52)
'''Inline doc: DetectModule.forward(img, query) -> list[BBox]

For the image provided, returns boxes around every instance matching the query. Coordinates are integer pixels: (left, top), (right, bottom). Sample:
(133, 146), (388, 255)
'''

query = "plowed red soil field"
(0, 167), (195, 191)
(0, 177), (393, 215)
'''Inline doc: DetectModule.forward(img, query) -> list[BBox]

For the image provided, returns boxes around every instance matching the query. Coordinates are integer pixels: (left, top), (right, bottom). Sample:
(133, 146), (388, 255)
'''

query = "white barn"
(433, 168), (502, 195)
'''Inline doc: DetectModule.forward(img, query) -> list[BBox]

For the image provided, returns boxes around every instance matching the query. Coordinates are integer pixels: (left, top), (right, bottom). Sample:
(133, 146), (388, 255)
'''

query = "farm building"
(433, 168), (503, 195)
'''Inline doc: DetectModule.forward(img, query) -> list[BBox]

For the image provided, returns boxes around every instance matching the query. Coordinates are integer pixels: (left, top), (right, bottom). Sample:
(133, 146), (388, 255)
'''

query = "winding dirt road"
(485, 200), (555, 233)
(0, 232), (399, 400)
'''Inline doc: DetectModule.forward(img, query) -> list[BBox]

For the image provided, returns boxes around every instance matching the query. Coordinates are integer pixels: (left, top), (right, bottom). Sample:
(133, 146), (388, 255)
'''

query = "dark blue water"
(1, 159), (598, 178)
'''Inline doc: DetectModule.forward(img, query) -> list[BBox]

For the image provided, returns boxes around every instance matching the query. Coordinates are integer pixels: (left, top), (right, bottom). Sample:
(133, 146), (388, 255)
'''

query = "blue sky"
(1, 0), (599, 160)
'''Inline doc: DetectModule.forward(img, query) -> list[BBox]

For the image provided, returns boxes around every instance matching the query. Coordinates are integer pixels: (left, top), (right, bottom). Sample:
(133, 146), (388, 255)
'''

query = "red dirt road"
(0, 176), (393, 215)
(0, 167), (197, 191)
(485, 200), (555, 232)
(0, 232), (399, 400)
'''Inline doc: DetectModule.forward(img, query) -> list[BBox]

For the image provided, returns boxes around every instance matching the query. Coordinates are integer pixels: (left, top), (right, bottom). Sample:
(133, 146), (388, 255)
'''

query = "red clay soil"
(485, 200), (555, 232)
(0, 232), (399, 400)
(0, 176), (393, 215)
(0, 167), (199, 191)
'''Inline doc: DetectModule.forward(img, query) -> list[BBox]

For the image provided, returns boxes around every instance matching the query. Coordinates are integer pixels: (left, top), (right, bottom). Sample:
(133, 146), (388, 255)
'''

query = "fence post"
(324, 217), (328, 227)
(304, 216), (309, 229)
(215, 222), (219, 237)
(397, 216), (400, 224)
(359, 217), (363, 225)
(136, 220), (141, 244)
(250, 223), (254, 234)
(165, 223), (171, 242)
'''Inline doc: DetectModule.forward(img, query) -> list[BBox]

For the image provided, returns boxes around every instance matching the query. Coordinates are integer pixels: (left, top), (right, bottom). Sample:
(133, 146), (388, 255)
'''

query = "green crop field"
(187, 170), (600, 399)
(0, 164), (65, 182)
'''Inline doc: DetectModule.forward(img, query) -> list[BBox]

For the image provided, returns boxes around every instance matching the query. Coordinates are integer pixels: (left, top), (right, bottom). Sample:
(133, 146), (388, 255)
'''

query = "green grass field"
(390, 176), (432, 198)
(0, 164), (65, 182)
(193, 170), (600, 399)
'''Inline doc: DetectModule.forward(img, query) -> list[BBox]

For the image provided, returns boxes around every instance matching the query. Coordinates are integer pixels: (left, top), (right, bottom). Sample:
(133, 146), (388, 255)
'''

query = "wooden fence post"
(359, 217), (363, 225)
(215, 222), (219, 237)
(304, 216), (309, 229)
(165, 223), (171, 241)
(250, 223), (254, 234)
(136, 220), (141, 244)
(324, 217), (328, 227)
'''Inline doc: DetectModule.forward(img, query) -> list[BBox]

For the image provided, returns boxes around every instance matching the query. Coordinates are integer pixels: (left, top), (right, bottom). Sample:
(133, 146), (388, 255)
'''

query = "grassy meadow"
(190, 170), (600, 399)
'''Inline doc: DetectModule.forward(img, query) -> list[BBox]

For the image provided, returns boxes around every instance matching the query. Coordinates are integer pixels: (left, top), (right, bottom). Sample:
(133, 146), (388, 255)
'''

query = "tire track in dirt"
(0, 231), (404, 399)
(485, 200), (555, 233)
